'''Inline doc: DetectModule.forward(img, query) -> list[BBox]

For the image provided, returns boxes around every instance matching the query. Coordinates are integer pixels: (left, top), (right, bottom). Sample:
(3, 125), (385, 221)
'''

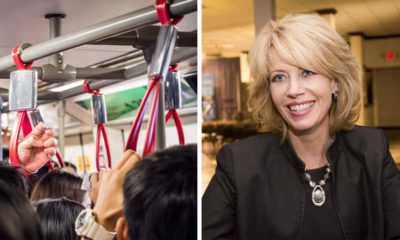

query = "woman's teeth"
(289, 102), (314, 112)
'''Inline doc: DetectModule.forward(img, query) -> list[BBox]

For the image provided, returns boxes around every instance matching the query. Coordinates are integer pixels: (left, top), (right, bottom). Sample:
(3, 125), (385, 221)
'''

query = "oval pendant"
(312, 185), (326, 206)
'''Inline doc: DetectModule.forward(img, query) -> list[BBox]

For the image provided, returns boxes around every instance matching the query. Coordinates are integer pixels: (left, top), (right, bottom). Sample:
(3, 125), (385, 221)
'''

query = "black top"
(301, 166), (344, 239)
(202, 126), (400, 239)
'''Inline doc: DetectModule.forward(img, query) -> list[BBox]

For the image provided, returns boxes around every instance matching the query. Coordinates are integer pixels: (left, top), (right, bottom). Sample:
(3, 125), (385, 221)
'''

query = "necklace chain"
(304, 165), (331, 206)
(304, 165), (331, 188)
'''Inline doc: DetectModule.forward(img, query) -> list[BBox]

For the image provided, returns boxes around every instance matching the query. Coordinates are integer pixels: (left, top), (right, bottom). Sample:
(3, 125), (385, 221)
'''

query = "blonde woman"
(203, 14), (400, 239)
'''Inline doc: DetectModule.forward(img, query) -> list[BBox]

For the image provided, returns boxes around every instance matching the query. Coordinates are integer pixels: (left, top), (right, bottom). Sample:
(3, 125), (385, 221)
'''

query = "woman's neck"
(288, 125), (332, 170)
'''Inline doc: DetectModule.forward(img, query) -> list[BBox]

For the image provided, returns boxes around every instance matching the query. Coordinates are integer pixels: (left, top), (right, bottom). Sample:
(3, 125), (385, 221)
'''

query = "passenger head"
(0, 180), (43, 239)
(0, 160), (29, 196)
(33, 198), (84, 240)
(30, 169), (85, 203)
(248, 14), (360, 138)
(117, 144), (197, 240)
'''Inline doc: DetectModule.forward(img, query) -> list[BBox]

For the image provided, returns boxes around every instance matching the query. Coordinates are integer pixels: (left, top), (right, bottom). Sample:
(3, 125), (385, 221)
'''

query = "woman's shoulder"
(339, 125), (388, 157)
(216, 133), (281, 173)
(340, 125), (386, 144)
(220, 132), (281, 156)
(228, 132), (280, 148)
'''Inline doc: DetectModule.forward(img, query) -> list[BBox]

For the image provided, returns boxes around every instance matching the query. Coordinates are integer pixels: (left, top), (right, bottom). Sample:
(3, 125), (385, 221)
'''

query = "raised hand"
(18, 122), (58, 172)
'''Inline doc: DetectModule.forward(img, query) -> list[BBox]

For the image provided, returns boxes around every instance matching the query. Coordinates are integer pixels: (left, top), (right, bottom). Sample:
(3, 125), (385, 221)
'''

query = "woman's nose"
(287, 77), (304, 98)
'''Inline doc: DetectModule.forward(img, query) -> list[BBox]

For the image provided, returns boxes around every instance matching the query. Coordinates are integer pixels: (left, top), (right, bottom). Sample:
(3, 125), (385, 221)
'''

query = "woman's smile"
(287, 100), (315, 116)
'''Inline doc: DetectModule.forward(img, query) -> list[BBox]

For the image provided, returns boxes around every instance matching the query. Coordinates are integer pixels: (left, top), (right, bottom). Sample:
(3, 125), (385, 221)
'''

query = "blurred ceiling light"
(221, 43), (235, 49)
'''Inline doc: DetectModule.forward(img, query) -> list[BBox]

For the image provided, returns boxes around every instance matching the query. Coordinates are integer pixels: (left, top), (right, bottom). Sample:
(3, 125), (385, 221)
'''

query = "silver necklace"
(304, 165), (331, 207)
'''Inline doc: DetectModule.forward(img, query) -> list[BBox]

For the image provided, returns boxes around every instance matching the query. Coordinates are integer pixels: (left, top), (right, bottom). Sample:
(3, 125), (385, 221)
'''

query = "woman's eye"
(302, 70), (315, 77)
(271, 74), (286, 82)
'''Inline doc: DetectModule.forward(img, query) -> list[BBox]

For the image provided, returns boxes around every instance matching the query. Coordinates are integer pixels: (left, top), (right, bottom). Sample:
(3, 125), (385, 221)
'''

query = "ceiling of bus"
(0, 0), (197, 132)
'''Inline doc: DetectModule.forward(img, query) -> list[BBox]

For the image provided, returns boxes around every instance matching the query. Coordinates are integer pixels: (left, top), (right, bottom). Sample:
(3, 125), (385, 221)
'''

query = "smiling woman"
(248, 14), (361, 140)
(202, 14), (400, 239)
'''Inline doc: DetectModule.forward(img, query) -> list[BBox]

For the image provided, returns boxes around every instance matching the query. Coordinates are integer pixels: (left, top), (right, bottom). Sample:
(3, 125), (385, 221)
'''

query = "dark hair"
(0, 160), (29, 196)
(33, 198), (84, 240)
(64, 162), (77, 172)
(123, 144), (197, 240)
(0, 180), (43, 239)
(30, 170), (85, 203)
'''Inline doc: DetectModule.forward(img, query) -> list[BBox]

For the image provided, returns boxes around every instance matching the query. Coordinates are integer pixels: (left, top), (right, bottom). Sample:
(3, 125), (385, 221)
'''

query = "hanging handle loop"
(9, 45), (54, 174)
(165, 64), (184, 145)
(125, 0), (185, 156)
(12, 45), (33, 70)
(9, 111), (31, 167)
(83, 80), (100, 95)
(125, 78), (159, 156)
(165, 109), (184, 144)
(95, 124), (112, 171)
(141, 78), (160, 156)
(83, 80), (112, 170)
(10, 45), (33, 168)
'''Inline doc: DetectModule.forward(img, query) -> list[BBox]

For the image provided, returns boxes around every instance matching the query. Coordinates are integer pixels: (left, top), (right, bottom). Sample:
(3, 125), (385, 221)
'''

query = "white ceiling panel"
(203, 0), (400, 57)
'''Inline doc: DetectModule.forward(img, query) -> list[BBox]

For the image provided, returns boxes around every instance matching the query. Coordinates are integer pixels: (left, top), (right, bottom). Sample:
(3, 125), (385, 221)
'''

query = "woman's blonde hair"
(248, 14), (361, 138)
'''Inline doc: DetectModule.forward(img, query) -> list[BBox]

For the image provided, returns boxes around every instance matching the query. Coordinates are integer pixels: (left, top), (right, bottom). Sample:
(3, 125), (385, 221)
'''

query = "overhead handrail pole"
(0, 47), (195, 104)
(55, 47), (196, 100)
(0, 0), (196, 71)
(91, 26), (197, 48)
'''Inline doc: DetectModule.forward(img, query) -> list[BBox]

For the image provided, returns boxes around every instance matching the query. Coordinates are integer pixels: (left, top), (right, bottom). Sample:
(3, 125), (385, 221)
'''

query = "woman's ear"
(116, 217), (128, 240)
(332, 79), (339, 92)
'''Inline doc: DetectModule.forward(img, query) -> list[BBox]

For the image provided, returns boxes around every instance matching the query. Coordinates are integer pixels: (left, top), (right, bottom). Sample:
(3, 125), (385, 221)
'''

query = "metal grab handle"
(83, 80), (113, 171)
(148, 25), (178, 82)
(165, 66), (182, 110)
(95, 124), (112, 171)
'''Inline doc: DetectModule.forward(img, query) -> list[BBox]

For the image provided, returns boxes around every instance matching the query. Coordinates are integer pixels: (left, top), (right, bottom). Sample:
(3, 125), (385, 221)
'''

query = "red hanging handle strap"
(12, 45), (33, 70)
(83, 80), (100, 95)
(83, 80), (112, 170)
(9, 112), (31, 167)
(155, 0), (183, 25)
(55, 152), (65, 167)
(125, 0), (184, 154)
(10, 46), (33, 168)
(165, 109), (185, 145)
(125, 79), (158, 151)
(142, 81), (160, 156)
(95, 124), (112, 171)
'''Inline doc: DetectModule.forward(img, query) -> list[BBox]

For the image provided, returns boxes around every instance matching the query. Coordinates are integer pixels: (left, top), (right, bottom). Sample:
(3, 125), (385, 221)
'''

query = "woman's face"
(269, 50), (337, 135)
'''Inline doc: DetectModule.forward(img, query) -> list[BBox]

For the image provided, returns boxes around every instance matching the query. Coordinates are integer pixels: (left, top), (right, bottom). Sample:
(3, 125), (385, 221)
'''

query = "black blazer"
(202, 126), (400, 239)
